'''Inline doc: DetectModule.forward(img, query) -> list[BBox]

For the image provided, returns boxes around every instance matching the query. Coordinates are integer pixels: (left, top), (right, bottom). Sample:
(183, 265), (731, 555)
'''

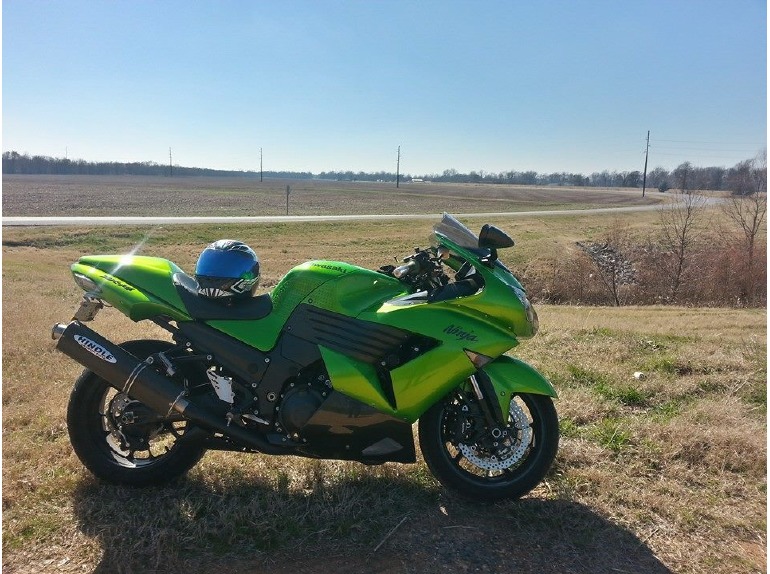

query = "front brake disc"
(459, 398), (533, 471)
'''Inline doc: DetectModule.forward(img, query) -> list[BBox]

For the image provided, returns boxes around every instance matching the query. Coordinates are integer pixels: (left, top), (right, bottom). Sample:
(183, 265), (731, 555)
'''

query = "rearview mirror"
(478, 224), (514, 249)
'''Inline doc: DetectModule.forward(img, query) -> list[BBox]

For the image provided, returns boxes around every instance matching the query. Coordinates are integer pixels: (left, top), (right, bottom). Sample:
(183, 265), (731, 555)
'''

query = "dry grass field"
(2, 174), (660, 217)
(2, 208), (766, 574)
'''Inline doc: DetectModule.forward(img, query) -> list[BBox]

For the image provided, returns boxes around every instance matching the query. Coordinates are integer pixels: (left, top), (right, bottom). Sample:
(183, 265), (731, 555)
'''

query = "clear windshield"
(432, 213), (479, 249)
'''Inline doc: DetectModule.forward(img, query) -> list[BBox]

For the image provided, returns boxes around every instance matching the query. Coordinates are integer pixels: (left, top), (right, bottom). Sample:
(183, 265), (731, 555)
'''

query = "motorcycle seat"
(172, 272), (273, 321)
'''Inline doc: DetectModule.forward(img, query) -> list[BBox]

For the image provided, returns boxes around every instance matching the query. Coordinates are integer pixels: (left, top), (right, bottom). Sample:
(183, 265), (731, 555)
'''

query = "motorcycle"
(52, 213), (558, 500)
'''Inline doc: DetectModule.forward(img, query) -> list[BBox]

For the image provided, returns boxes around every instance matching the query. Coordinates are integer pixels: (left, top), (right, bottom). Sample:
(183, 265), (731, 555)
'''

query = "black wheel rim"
(95, 385), (189, 469)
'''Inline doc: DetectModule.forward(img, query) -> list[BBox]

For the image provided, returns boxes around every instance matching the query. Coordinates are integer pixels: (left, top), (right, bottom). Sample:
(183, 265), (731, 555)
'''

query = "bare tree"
(659, 190), (707, 302)
(725, 150), (767, 196)
(647, 167), (670, 191)
(722, 151), (767, 304)
(673, 162), (693, 193)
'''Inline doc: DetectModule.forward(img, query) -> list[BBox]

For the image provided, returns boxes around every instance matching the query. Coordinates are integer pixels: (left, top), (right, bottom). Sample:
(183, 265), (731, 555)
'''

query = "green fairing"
(318, 347), (392, 412)
(322, 316), (557, 423)
(320, 342), (479, 423)
(355, 304), (518, 421)
(437, 237), (536, 339)
(71, 255), (191, 322)
(234, 261), (521, 422)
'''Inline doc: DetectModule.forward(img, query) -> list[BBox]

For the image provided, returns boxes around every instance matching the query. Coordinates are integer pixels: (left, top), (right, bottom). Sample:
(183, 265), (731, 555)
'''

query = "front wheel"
(418, 389), (558, 501)
(67, 339), (207, 486)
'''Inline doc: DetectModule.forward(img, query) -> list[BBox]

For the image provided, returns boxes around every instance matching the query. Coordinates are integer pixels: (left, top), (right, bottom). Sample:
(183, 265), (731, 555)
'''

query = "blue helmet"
(195, 240), (260, 299)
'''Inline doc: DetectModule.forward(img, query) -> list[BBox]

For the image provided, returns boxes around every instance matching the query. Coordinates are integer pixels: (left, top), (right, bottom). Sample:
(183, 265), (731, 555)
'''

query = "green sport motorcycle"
(53, 213), (558, 500)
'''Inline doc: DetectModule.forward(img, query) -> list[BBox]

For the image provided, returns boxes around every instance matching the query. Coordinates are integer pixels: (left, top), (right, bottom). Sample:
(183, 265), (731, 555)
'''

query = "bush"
(526, 230), (766, 307)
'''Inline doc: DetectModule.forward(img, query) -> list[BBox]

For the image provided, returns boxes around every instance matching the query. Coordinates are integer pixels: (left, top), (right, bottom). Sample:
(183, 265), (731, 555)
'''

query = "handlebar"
(386, 246), (484, 301)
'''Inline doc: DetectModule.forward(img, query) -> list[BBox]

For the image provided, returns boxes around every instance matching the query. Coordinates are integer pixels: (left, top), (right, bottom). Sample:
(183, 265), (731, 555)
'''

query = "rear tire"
(419, 389), (558, 501)
(67, 339), (207, 486)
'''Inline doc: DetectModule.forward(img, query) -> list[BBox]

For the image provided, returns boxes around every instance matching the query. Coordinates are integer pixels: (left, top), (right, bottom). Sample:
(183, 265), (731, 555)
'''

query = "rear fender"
(481, 356), (557, 420)
(71, 262), (190, 322)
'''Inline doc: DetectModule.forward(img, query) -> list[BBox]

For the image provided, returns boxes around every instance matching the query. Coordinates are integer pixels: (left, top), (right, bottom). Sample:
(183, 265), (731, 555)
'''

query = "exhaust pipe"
(53, 321), (289, 454)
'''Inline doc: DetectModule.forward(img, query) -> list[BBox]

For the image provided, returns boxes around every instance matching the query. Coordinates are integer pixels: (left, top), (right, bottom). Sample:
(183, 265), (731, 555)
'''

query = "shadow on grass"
(73, 467), (672, 574)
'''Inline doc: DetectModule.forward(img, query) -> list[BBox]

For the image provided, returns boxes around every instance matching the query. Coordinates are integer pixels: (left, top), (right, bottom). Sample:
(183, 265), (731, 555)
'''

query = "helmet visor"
(196, 248), (259, 281)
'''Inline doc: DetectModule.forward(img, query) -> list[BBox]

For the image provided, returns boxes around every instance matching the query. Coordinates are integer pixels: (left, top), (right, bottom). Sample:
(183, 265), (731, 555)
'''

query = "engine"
(198, 358), (331, 441)
(277, 368), (331, 436)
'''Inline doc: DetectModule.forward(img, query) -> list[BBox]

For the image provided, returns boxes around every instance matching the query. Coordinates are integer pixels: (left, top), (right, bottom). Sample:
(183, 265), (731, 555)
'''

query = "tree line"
(2, 150), (766, 195)
(423, 157), (765, 195)
(0, 152), (313, 179)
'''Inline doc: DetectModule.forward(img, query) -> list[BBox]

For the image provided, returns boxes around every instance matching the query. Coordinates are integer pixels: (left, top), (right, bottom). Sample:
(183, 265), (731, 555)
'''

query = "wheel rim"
(440, 391), (540, 481)
(97, 386), (189, 469)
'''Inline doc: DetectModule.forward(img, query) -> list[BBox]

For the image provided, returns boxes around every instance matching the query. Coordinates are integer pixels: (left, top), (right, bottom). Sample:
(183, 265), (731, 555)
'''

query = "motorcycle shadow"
(72, 470), (672, 574)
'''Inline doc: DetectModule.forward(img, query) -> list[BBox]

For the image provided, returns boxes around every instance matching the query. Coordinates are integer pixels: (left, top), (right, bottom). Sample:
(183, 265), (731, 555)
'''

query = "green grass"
(595, 382), (651, 407)
(589, 418), (633, 452)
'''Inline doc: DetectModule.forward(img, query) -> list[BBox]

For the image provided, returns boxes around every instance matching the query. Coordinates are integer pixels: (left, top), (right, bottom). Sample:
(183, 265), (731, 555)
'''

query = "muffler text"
(74, 334), (117, 363)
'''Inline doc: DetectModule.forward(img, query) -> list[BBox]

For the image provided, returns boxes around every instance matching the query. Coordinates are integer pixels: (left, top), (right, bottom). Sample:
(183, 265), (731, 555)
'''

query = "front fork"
(456, 372), (514, 455)
(468, 370), (507, 428)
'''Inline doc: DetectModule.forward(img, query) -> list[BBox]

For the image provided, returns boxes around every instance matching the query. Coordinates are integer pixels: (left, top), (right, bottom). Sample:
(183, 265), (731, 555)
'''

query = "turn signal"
(464, 349), (493, 369)
(73, 273), (99, 293)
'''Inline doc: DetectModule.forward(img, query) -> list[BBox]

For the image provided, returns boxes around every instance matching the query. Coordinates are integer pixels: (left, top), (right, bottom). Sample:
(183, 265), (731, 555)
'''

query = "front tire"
(67, 339), (207, 486)
(419, 389), (558, 501)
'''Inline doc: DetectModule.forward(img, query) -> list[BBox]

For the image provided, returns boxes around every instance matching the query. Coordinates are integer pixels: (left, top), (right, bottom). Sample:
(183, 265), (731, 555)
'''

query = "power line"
(654, 146), (760, 152)
(652, 151), (753, 158)
(655, 138), (765, 146)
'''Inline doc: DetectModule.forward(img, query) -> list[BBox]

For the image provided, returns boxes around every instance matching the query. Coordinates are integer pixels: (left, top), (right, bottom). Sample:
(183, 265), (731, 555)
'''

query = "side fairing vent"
(283, 304), (436, 366)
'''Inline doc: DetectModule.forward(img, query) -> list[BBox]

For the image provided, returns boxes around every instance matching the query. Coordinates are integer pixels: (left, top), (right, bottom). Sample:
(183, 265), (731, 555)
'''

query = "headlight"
(511, 285), (539, 335)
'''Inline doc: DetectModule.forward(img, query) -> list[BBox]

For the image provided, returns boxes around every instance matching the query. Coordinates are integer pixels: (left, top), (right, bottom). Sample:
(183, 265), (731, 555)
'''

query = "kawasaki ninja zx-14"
(53, 213), (558, 500)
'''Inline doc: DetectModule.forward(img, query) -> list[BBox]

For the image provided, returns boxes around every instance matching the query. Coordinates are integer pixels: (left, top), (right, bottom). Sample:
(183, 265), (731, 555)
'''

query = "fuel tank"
(207, 261), (408, 351)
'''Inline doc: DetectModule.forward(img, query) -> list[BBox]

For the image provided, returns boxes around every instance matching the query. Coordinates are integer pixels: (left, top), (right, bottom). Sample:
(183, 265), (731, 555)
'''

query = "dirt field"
(2, 174), (659, 217)
(2, 212), (765, 574)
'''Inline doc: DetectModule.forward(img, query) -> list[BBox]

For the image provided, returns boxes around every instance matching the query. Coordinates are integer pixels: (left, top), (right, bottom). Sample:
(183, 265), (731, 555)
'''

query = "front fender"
(482, 356), (557, 420)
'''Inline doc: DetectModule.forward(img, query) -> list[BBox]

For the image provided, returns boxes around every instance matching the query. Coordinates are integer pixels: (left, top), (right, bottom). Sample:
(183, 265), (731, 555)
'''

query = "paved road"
(1, 204), (668, 226)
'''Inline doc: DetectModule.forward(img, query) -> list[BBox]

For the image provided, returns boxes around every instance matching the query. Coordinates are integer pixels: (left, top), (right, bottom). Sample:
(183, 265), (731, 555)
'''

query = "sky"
(2, 0), (767, 176)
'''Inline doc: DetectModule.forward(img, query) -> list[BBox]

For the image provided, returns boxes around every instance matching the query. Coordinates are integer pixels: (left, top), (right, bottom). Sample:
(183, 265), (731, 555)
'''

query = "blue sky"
(3, 0), (766, 175)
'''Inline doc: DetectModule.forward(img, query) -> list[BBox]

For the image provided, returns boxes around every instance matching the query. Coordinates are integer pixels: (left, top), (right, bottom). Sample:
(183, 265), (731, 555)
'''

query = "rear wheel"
(419, 388), (558, 501)
(67, 339), (207, 486)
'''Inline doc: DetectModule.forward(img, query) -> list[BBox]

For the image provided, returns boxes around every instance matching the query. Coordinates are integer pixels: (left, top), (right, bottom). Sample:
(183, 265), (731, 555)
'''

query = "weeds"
(595, 382), (651, 407)
(589, 418), (633, 452)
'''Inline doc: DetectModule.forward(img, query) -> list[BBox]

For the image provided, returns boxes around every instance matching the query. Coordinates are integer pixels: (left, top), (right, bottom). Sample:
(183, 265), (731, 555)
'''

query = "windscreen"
(432, 213), (479, 249)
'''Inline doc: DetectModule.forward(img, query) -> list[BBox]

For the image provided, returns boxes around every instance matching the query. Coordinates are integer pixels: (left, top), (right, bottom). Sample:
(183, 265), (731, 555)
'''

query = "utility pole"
(286, 185), (291, 215)
(641, 130), (650, 197)
(169, 147), (173, 177)
(260, 148), (263, 182)
(396, 146), (401, 188)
